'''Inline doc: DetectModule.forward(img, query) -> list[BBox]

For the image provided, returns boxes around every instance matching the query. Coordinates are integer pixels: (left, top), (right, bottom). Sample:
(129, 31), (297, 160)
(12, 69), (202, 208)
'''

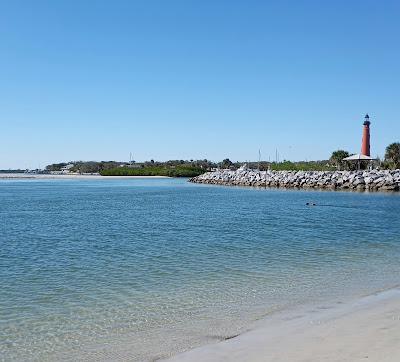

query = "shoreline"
(0, 173), (170, 179)
(166, 286), (400, 362)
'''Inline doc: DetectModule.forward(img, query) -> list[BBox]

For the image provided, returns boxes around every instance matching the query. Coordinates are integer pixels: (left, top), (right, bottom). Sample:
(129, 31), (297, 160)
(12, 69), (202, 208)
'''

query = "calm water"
(1, 178), (400, 361)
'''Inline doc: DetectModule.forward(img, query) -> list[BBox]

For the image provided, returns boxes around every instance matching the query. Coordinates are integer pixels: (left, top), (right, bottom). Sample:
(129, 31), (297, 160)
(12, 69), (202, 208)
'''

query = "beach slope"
(166, 288), (400, 362)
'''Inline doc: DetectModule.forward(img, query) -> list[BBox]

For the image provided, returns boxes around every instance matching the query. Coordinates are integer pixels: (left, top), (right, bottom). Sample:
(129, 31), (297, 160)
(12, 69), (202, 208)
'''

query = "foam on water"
(1, 178), (399, 361)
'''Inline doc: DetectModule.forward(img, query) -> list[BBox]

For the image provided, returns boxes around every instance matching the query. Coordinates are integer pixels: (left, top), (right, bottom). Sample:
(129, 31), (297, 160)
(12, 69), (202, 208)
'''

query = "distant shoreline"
(0, 173), (170, 180)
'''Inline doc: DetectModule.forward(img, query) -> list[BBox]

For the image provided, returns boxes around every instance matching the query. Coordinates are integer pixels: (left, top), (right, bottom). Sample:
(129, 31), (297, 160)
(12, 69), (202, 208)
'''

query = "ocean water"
(1, 178), (400, 361)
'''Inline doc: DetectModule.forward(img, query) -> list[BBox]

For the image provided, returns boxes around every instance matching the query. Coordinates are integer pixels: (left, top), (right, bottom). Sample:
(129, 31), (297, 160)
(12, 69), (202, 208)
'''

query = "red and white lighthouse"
(361, 114), (371, 156)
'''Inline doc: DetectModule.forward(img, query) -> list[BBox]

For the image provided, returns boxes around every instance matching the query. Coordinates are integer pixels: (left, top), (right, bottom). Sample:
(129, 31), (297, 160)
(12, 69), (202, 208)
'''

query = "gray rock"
(189, 168), (400, 192)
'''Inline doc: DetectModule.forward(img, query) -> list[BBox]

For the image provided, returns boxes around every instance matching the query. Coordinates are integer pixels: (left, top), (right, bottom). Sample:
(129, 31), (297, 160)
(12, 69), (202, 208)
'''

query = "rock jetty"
(189, 168), (400, 191)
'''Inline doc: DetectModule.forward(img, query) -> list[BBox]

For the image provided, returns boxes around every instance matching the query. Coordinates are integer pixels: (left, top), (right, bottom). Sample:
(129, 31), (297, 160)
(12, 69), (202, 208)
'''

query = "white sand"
(0, 173), (169, 179)
(166, 287), (400, 362)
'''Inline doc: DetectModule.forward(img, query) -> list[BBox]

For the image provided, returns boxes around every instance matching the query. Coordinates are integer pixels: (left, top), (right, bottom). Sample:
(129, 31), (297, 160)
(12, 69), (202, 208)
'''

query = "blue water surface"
(1, 178), (400, 361)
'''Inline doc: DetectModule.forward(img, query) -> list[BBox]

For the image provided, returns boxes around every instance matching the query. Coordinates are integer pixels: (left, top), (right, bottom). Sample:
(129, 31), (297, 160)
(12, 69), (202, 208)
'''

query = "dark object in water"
(306, 202), (316, 206)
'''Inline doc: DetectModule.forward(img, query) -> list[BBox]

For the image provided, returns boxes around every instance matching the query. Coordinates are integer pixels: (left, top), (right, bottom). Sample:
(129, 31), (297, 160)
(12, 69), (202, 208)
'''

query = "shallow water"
(1, 178), (400, 361)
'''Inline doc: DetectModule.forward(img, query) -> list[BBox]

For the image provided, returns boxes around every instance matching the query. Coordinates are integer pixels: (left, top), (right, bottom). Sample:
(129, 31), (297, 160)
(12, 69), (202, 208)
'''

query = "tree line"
(45, 159), (216, 173)
(44, 142), (400, 175)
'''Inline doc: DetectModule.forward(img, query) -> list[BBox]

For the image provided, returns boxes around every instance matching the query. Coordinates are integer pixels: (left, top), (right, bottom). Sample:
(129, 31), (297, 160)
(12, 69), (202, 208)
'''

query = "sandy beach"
(167, 287), (400, 362)
(0, 173), (169, 179)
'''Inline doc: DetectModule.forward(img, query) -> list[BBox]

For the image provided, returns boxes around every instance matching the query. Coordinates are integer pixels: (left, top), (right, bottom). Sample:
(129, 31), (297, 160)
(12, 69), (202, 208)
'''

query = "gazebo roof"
(343, 153), (374, 161)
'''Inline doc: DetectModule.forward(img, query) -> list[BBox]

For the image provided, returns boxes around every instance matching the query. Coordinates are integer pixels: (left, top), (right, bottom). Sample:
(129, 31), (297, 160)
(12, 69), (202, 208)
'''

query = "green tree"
(78, 161), (100, 173)
(330, 150), (350, 170)
(221, 158), (233, 169)
(385, 142), (400, 169)
(45, 162), (67, 171)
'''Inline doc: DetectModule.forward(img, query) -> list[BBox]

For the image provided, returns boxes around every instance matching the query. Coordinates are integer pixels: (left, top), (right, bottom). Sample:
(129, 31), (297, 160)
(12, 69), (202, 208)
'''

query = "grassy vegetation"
(245, 161), (335, 171)
(100, 166), (205, 177)
(268, 161), (335, 171)
(0, 169), (27, 173)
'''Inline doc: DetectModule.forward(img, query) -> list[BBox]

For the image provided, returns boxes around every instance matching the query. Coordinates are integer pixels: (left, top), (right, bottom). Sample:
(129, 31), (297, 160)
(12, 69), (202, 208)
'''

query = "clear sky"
(1, 0), (399, 169)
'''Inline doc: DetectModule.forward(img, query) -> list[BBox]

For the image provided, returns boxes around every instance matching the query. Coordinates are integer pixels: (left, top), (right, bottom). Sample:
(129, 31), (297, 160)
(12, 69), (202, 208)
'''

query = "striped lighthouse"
(361, 114), (371, 156)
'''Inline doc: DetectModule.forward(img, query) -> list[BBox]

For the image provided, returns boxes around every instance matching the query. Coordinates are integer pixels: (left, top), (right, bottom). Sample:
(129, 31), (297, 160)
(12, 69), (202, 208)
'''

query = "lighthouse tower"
(361, 114), (371, 156)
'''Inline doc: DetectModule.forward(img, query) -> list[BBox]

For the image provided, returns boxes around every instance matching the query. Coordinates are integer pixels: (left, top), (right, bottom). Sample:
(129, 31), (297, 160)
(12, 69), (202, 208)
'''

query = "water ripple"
(1, 179), (400, 361)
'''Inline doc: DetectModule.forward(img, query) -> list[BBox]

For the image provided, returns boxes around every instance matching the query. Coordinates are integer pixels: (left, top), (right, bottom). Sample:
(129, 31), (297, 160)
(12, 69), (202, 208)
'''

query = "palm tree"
(385, 143), (400, 169)
(330, 150), (350, 170)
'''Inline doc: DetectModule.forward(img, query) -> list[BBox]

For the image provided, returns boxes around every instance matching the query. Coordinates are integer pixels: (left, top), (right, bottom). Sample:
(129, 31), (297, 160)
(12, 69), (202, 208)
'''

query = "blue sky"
(1, 0), (399, 169)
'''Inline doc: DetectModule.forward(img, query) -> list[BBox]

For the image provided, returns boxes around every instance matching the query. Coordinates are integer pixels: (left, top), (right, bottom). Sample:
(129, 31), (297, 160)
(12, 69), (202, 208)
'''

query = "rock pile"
(189, 168), (400, 191)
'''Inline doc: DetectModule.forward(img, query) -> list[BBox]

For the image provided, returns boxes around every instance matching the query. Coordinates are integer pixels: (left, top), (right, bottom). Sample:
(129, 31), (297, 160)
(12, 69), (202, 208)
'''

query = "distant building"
(127, 163), (142, 168)
(343, 115), (374, 169)
(361, 114), (371, 156)
(60, 164), (74, 174)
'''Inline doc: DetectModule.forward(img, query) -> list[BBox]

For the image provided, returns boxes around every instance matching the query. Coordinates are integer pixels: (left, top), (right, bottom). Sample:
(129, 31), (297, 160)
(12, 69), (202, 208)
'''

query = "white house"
(60, 164), (74, 174)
